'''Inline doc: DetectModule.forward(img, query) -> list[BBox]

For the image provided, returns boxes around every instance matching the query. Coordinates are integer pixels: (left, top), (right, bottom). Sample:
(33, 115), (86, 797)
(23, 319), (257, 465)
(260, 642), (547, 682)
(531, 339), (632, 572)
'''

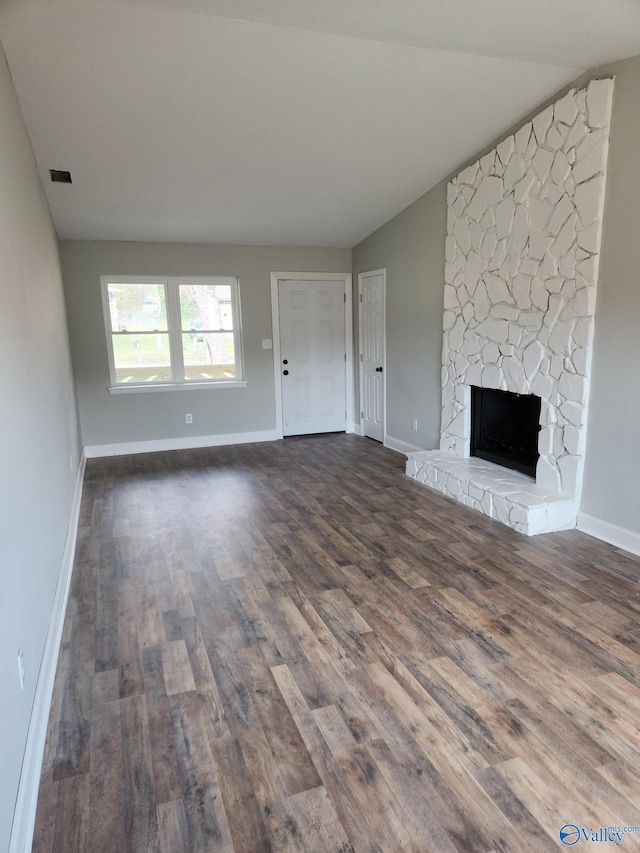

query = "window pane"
(108, 283), (167, 332)
(182, 332), (236, 381)
(112, 333), (172, 383)
(179, 283), (234, 332)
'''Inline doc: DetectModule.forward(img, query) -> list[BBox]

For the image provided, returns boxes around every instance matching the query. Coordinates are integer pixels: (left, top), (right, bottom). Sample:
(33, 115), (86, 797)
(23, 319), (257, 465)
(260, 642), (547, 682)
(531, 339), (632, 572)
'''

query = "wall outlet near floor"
(185, 413), (193, 424)
(17, 647), (25, 690)
(412, 419), (418, 432)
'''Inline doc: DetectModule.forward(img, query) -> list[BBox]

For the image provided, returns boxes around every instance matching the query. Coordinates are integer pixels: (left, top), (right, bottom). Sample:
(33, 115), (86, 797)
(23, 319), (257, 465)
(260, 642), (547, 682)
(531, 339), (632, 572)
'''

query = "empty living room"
(2, 1), (640, 851)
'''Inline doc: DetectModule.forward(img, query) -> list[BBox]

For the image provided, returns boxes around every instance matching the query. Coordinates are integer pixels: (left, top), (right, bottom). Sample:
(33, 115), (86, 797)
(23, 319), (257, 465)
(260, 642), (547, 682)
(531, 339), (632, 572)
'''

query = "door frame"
(270, 272), (354, 440)
(358, 268), (386, 443)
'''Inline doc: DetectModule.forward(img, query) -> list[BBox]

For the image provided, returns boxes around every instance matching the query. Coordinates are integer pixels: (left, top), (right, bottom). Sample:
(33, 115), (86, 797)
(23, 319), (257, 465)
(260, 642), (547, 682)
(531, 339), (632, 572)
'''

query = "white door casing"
(270, 272), (354, 439)
(358, 269), (386, 442)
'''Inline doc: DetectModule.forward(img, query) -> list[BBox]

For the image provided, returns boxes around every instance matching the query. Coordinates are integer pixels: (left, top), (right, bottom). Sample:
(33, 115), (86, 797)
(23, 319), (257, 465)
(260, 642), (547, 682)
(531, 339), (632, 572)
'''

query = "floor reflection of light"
(199, 472), (258, 517)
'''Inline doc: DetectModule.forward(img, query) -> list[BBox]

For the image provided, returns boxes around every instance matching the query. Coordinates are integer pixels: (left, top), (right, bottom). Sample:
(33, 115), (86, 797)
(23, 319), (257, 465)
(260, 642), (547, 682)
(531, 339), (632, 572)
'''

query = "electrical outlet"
(261, 339), (272, 350)
(412, 419), (418, 432)
(185, 413), (193, 424)
(17, 648), (25, 690)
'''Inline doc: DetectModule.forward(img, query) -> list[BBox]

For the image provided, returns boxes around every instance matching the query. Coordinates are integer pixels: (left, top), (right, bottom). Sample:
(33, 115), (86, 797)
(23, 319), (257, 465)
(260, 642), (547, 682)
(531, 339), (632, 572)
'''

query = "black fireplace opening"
(470, 387), (541, 478)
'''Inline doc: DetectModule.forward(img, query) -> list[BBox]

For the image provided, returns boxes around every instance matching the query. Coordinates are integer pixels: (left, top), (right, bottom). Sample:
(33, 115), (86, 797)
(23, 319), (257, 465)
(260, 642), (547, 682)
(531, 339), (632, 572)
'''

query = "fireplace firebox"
(470, 387), (541, 478)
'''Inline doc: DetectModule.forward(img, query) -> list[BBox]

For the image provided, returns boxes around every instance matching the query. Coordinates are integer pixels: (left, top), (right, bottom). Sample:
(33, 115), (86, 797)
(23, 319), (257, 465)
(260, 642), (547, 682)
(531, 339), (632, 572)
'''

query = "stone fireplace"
(406, 78), (614, 535)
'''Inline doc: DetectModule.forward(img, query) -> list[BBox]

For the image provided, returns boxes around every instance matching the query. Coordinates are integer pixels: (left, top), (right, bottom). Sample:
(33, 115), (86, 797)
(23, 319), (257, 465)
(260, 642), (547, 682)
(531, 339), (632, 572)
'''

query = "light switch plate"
(262, 339), (273, 349)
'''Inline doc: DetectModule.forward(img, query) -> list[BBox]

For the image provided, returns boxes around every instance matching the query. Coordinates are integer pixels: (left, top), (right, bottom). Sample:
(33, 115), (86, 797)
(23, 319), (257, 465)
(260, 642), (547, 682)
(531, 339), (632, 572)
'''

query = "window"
(101, 276), (246, 392)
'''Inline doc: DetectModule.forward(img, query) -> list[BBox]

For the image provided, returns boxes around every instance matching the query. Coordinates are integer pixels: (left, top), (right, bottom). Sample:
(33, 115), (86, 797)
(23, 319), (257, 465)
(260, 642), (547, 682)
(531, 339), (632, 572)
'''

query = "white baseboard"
(353, 423), (364, 436)
(384, 434), (425, 454)
(577, 511), (640, 557)
(85, 429), (279, 458)
(10, 450), (86, 853)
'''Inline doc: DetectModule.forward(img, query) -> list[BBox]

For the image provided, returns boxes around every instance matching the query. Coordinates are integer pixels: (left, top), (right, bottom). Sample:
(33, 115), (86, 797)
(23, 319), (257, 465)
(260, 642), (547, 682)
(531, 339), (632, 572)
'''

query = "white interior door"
(359, 270), (385, 442)
(278, 280), (346, 436)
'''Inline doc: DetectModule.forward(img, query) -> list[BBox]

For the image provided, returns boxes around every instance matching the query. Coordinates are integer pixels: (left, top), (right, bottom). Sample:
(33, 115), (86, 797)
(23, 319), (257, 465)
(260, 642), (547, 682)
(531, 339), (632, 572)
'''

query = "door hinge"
(360, 411), (364, 418)
(360, 353), (363, 362)
(344, 292), (346, 302)
(359, 294), (363, 302)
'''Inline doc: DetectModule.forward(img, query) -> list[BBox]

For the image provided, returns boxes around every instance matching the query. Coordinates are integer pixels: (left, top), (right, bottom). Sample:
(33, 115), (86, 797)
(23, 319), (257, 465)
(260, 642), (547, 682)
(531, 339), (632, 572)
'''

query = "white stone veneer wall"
(440, 79), (614, 504)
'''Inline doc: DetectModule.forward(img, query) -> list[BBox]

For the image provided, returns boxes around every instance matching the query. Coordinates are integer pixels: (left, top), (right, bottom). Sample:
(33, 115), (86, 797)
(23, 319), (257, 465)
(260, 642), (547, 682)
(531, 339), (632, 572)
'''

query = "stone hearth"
(407, 79), (614, 535)
(406, 451), (576, 536)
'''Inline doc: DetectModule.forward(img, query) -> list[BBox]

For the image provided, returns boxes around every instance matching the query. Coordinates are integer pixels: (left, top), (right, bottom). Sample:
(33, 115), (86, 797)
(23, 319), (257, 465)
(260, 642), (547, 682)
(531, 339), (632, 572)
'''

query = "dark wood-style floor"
(33, 434), (640, 852)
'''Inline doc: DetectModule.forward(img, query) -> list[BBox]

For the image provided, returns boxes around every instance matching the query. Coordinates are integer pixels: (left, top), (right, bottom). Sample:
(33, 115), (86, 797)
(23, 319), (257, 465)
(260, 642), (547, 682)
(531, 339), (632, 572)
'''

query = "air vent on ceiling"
(49, 169), (72, 184)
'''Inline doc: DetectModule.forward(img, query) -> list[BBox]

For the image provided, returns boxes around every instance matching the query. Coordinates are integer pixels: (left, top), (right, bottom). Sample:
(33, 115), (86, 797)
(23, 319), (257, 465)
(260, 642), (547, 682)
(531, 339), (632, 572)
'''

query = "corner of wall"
(9, 452), (86, 853)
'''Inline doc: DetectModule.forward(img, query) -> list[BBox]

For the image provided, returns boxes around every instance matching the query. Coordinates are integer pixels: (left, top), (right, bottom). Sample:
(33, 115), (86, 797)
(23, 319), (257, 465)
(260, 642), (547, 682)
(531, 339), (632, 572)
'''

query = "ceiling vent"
(49, 169), (72, 184)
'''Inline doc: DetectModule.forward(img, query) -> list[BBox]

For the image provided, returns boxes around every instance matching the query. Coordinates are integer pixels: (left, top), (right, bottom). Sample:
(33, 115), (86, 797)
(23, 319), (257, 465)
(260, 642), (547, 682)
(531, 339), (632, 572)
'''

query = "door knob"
(283, 369), (289, 376)
(282, 359), (288, 364)
(376, 366), (383, 373)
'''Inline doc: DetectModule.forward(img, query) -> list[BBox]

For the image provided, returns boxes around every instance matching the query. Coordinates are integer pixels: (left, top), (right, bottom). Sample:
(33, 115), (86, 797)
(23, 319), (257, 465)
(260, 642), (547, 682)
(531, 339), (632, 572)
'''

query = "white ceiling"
(1, 0), (640, 247)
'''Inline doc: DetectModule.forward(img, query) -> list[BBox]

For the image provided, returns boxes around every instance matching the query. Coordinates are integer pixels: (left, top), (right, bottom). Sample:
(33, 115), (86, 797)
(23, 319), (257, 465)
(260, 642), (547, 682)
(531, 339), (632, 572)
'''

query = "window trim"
(100, 275), (247, 393)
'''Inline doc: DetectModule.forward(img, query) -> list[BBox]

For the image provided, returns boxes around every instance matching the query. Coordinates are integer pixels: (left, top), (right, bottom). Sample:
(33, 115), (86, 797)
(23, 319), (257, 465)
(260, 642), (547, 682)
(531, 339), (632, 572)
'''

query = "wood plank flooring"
(33, 434), (640, 852)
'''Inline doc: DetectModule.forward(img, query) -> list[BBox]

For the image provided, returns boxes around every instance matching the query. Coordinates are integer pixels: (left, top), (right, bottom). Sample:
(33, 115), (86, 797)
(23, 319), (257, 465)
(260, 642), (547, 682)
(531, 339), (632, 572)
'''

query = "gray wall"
(0, 46), (81, 850)
(580, 56), (640, 532)
(352, 182), (447, 450)
(60, 241), (351, 447)
(353, 55), (640, 536)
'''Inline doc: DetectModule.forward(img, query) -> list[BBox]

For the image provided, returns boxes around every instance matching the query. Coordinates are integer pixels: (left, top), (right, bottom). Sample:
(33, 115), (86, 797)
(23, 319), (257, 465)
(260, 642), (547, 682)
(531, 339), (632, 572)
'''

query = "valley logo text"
(559, 824), (640, 846)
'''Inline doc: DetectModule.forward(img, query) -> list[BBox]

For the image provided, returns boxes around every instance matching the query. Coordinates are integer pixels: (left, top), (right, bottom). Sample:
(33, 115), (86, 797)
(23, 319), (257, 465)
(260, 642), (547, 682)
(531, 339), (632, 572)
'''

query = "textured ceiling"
(1, 0), (639, 247)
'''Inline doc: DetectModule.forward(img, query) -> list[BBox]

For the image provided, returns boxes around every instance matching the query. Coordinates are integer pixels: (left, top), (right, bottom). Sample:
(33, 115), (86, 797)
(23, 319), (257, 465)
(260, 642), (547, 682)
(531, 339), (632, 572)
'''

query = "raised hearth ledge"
(406, 450), (577, 536)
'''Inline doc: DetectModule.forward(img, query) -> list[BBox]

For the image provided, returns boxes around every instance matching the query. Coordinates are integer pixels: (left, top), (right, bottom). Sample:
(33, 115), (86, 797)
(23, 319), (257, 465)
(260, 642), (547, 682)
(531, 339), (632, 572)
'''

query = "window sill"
(108, 380), (248, 395)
